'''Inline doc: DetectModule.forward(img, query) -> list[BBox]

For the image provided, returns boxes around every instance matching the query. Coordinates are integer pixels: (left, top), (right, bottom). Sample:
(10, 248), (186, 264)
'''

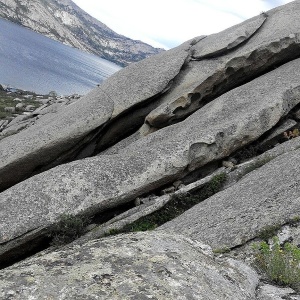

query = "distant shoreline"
(0, 83), (81, 122)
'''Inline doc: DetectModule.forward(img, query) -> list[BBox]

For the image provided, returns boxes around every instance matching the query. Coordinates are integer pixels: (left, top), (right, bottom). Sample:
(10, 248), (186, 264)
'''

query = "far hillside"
(0, 0), (164, 66)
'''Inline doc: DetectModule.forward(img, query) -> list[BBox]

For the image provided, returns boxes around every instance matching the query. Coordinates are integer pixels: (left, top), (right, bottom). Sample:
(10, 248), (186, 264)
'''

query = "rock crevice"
(1, 2), (300, 298)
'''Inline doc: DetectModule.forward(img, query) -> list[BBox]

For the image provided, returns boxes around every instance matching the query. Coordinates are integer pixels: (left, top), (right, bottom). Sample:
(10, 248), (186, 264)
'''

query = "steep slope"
(0, 0), (163, 66)
(1, 1), (300, 298)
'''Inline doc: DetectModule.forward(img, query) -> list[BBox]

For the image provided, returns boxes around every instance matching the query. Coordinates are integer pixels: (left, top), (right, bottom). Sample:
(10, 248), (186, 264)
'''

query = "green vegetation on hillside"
(0, 89), (44, 119)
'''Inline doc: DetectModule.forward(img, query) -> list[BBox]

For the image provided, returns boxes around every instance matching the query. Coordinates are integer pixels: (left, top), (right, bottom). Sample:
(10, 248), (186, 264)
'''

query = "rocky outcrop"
(2, 56), (300, 253)
(1, 1), (300, 298)
(160, 141), (300, 249)
(0, 232), (259, 300)
(0, 93), (81, 140)
(0, 40), (194, 191)
(0, 0), (163, 66)
(145, 5), (300, 131)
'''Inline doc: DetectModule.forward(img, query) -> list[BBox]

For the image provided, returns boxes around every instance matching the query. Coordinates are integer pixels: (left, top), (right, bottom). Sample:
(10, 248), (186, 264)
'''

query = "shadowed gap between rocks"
(0, 172), (226, 270)
(0, 234), (50, 270)
(0, 51), (193, 193)
(185, 101), (300, 182)
(147, 38), (300, 130)
(0, 201), (137, 270)
(2, 67), (300, 269)
(1, 112), (299, 270)
(2, 72), (300, 269)
(4, 37), (300, 194)
(62, 42), (300, 163)
(3, 34), (300, 269)
(89, 108), (300, 242)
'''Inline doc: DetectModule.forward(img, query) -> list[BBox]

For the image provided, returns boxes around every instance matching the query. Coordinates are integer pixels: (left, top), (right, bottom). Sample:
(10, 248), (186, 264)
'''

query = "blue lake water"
(0, 17), (121, 95)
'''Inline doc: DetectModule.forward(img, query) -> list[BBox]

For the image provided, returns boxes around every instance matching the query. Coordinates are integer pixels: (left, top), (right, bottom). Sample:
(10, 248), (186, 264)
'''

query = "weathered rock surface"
(2, 0), (300, 193)
(257, 284), (300, 300)
(2, 51), (300, 263)
(192, 14), (266, 59)
(2, 1), (300, 298)
(2, 56), (300, 253)
(0, 232), (259, 300)
(160, 142), (300, 249)
(145, 2), (300, 131)
(0, 40), (192, 191)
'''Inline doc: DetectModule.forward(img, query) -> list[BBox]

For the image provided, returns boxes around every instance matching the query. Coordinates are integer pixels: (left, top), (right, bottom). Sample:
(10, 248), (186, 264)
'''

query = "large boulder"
(160, 141), (300, 249)
(0, 39), (193, 191)
(2, 55), (300, 259)
(0, 232), (259, 300)
(145, 1), (300, 130)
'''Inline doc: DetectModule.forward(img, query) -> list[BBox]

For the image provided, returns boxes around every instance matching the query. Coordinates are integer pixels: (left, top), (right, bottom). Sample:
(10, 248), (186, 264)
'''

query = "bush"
(255, 237), (300, 291)
(49, 213), (90, 246)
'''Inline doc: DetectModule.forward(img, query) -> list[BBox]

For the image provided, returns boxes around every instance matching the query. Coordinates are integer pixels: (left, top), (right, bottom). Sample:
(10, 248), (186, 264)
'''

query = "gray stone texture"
(2, 56), (300, 253)
(145, 1), (300, 130)
(0, 232), (259, 300)
(0, 40), (192, 191)
(1, 2), (300, 298)
(192, 14), (266, 59)
(160, 144), (300, 249)
(257, 284), (300, 300)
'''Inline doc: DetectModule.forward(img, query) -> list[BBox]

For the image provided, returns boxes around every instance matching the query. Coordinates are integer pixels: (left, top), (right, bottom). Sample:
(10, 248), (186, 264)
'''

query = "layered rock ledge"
(1, 1), (300, 298)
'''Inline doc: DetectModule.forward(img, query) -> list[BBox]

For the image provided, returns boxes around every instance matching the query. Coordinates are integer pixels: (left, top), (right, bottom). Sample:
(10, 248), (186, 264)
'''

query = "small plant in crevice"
(118, 173), (227, 234)
(258, 224), (282, 241)
(49, 213), (91, 246)
(288, 216), (300, 226)
(254, 237), (300, 292)
(104, 228), (122, 237)
(204, 173), (227, 196)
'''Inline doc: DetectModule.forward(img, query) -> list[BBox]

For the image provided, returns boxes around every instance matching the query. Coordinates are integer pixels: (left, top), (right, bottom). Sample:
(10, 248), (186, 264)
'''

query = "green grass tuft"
(258, 224), (282, 241)
(254, 237), (300, 291)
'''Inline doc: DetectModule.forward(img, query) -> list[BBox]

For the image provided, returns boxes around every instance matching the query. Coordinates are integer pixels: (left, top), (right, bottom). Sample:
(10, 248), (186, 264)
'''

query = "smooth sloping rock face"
(1, 57), (300, 253)
(192, 14), (266, 59)
(2, 3), (300, 296)
(1, 1), (300, 192)
(100, 39), (196, 118)
(0, 232), (259, 300)
(160, 144), (300, 249)
(0, 40), (192, 191)
(0, 91), (114, 191)
(145, 1), (300, 130)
